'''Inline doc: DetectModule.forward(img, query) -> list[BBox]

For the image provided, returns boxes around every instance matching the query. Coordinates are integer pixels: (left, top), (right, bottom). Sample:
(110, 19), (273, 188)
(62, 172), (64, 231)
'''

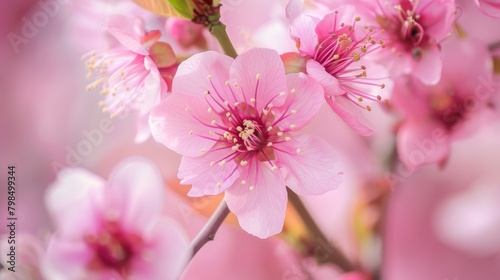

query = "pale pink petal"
(45, 168), (104, 238)
(475, 0), (500, 18)
(130, 219), (188, 280)
(413, 46), (442, 85)
(149, 93), (218, 157)
(288, 14), (319, 56)
(274, 73), (324, 130)
(420, 0), (456, 38)
(285, 0), (318, 55)
(106, 15), (148, 55)
(325, 96), (375, 136)
(397, 120), (450, 168)
(285, 0), (303, 21)
(315, 6), (356, 40)
(275, 135), (343, 195)
(230, 48), (288, 111)
(43, 238), (93, 280)
(105, 158), (165, 233)
(138, 57), (163, 114)
(306, 60), (340, 95)
(172, 51), (233, 98)
(225, 161), (287, 239)
(178, 148), (240, 196)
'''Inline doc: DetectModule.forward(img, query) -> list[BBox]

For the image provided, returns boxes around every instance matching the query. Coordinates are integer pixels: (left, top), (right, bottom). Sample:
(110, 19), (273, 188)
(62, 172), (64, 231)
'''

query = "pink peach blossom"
(285, 0), (391, 136)
(353, 0), (456, 85)
(475, 0), (500, 18)
(165, 18), (207, 49)
(43, 158), (188, 280)
(149, 48), (343, 238)
(392, 37), (494, 168)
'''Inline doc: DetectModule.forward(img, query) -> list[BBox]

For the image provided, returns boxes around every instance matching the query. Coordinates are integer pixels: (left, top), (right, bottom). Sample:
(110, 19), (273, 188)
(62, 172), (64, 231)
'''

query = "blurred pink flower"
(359, 0), (456, 85)
(165, 18), (207, 50)
(475, 0), (500, 18)
(392, 37), (494, 168)
(284, 0), (391, 136)
(83, 15), (174, 119)
(0, 234), (45, 280)
(150, 48), (343, 238)
(43, 158), (188, 280)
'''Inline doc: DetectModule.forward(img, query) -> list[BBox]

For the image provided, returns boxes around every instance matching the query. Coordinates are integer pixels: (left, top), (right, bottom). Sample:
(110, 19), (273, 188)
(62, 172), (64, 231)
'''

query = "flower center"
(236, 119), (266, 151)
(85, 221), (141, 272)
(430, 91), (468, 131)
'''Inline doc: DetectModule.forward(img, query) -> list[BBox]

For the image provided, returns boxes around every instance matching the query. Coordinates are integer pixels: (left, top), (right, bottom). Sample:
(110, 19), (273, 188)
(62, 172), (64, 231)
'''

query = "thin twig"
(188, 199), (231, 257)
(287, 188), (355, 272)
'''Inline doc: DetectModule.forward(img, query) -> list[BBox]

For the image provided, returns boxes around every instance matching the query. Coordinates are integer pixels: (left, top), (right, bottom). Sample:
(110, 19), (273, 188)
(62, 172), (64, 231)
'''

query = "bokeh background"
(1, 0), (500, 279)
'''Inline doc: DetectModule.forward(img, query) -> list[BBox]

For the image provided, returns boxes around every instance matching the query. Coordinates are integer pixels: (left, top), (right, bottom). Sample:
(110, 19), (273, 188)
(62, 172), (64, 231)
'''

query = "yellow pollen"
(210, 161), (215, 167)
(367, 105), (372, 112)
(381, 84), (386, 89)
(241, 180), (246, 185)
(219, 160), (226, 166)
(226, 112), (231, 118)
(267, 142), (273, 147)
(256, 73), (261, 79)
(208, 107), (213, 113)
(240, 160), (248, 166)
(263, 109), (269, 115)
(290, 88), (296, 93)
(204, 91), (210, 95)
(249, 186), (255, 191)
(285, 137), (292, 141)
(296, 148), (301, 154)
(233, 82), (238, 87)
(110, 114), (116, 120)
(216, 182), (221, 188)
(291, 109), (297, 114)
(279, 92), (286, 96)
(267, 126), (273, 131)
(98, 101), (105, 108)
(250, 98), (256, 103)
(272, 166), (278, 171)
(207, 75), (212, 80)
(358, 97), (364, 102)
(188, 130), (194, 136)
(290, 124), (296, 130)
(277, 132), (284, 137)
(185, 107), (190, 112)
(200, 148), (207, 153)
(225, 81), (230, 86)
(211, 120), (217, 125)
(355, 16), (361, 21)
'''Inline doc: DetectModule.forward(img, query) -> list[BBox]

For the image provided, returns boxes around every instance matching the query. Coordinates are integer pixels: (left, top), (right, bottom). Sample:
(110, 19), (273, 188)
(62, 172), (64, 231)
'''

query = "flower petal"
(130, 219), (188, 280)
(45, 168), (104, 238)
(306, 60), (340, 95)
(230, 48), (288, 112)
(138, 57), (164, 114)
(288, 13), (319, 56)
(225, 161), (287, 239)
(172, 51), (233, 98)
(178, 147), (240, 197)
(106, 15), (148, 55)
(413, 46), (442, 85)
(325, 95), (375, 136)
(105, 158), (165, 233)
(397, 119), (450, 168)
(275, 135), (343, 195)
(149, 92), (218, 157)
(274, 72), (324, 130)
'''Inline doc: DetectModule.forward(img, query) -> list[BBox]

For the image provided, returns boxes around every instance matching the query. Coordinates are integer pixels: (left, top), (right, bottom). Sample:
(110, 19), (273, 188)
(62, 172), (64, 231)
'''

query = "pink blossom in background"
(475, 0), (500, 18)
(83, 14), (177, 142)
(150, 48), (343, 238)
(392, 36), (494, 168)
(43, 158), (188, 280)
(284, 0), (391, 136)
(165, 18), (207, 50)
(354, 0), (456, 85)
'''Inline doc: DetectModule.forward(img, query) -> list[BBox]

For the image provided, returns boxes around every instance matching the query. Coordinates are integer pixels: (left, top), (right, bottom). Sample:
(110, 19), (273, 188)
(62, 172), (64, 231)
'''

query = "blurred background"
(1, 0), (500, 279)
